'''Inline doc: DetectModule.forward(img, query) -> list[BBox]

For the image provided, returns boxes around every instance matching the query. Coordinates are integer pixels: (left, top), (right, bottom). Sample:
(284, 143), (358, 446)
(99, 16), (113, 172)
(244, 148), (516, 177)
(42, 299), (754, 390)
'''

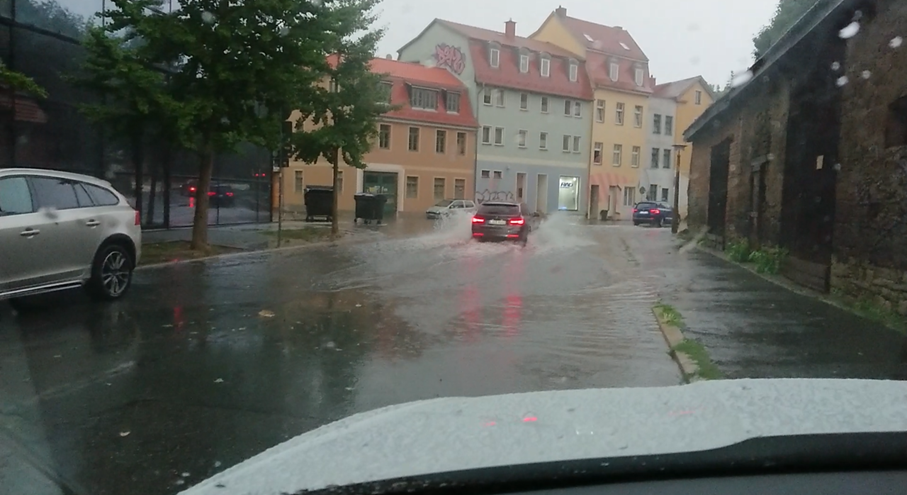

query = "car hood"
(181, 379), (907, 495)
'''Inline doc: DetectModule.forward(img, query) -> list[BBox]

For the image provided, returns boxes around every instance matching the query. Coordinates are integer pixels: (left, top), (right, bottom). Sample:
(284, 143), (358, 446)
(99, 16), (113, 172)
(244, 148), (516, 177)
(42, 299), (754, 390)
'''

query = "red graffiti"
(435, 44), (466, 75)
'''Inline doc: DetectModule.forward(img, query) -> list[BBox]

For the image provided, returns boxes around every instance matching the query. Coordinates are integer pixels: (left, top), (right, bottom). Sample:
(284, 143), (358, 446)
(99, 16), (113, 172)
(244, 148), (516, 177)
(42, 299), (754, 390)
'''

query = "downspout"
(474, 83), (484, 202)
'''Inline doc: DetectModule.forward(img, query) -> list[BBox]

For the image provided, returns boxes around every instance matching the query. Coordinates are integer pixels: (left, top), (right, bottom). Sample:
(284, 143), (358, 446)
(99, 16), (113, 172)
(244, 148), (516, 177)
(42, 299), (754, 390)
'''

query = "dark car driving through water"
(632, 201), (673, 227)
(471, 202), (540, 244)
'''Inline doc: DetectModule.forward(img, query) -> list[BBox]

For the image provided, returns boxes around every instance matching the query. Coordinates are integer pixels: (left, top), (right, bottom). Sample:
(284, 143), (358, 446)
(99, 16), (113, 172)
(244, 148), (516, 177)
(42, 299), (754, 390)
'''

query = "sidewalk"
(660, 246), (907, 380)
(141, 211), (441, 250)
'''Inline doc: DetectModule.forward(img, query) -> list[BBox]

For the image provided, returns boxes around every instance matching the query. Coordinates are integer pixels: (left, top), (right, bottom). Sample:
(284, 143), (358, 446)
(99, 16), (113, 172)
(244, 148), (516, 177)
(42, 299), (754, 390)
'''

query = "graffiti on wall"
(434, 44), (466, 75)
(476, 189), (515, 204)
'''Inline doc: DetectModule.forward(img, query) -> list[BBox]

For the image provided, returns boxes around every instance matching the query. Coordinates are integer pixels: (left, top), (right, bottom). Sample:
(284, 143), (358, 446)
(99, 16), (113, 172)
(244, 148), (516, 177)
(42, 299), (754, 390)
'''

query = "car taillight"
(632, 208), (638, 213)
(134, 210), (140, 225)
(651, 209), (660, 214)
(189, 186), (196, 192)
(226, 192), (234, 197)
(509, 217), (525, 225)
(472, 216), (485, 223)
(208, 191), (216, 196)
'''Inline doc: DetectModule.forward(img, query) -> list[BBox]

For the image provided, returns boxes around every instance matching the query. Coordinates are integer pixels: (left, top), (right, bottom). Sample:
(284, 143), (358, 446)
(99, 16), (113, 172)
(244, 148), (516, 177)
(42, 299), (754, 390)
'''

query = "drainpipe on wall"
(474, 83), (484, 202)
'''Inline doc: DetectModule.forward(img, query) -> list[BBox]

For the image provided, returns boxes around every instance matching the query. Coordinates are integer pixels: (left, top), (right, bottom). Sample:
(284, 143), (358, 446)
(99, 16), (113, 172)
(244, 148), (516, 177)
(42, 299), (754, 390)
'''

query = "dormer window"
(635, 68), (644, 86)
(489, 47), (500, 68)
(569, 61), (578, 82)
(520, 54), (529, 73)
(540, 56), (550, 77)
(609, 62), (619, 82)
(411, 87), (438, 110)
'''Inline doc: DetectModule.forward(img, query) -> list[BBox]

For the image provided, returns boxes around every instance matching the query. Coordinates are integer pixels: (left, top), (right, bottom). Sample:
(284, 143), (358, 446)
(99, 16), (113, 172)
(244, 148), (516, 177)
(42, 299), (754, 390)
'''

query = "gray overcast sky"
(60, 0), (778, 86)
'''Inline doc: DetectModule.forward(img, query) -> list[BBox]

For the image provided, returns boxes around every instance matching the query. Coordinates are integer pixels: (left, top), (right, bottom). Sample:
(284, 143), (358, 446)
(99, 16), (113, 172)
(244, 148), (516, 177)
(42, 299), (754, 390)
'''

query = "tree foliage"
(753, 0), (821, 58)
(80, 0), (382, 248)
(0, 61), (47, 98)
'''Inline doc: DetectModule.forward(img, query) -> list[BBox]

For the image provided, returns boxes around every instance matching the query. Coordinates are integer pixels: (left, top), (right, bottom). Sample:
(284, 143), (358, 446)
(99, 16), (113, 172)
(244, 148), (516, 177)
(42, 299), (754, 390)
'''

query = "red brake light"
(651, 209), (660, 214)
(208, 191), (216, 196)
(134, 210), (140, 226)
(226, 192), (234, 197)
(472, 216), (485, 223)
(509, 217), (525, 225)
(189, 186), (196, 192)
(632, 208), (638, 213)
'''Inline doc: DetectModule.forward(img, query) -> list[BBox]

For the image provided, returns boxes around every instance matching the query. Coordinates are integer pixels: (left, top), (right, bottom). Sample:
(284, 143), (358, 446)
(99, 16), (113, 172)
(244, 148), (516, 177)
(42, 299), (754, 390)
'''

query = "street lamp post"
(672, 144), (687, 234)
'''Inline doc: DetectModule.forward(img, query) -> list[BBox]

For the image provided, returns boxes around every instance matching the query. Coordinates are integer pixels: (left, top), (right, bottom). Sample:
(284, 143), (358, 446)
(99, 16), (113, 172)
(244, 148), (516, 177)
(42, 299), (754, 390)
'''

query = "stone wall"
(832, 258), (907, 315)
(686, 117), (739, 231)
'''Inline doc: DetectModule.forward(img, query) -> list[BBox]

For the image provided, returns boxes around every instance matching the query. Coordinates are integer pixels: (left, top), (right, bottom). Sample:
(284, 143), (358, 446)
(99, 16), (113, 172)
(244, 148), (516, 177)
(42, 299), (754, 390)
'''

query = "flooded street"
(0, 217), (679, 495)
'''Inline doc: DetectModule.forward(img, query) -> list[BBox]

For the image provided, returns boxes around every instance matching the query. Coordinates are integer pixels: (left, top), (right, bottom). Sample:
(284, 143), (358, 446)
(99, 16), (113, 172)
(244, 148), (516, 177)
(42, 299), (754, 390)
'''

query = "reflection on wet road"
(0, 216), (679, 495)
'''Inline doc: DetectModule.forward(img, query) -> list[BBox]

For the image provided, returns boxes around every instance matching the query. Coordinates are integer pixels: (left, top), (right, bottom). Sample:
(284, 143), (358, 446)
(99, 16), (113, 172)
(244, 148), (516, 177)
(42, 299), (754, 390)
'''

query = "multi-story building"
(530, 6), (653, 220)
(397, 18), (593, 214)
(652, 77), (714, 221)
(283, 57), (478, 215)
(641, 92), (680, 207)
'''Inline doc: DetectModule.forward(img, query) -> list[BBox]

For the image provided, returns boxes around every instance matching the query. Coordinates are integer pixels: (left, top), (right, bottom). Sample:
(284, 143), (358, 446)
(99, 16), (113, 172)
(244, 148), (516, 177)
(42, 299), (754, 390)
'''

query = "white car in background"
(0, 168), (142, 305)
(425, 199), (477, 219)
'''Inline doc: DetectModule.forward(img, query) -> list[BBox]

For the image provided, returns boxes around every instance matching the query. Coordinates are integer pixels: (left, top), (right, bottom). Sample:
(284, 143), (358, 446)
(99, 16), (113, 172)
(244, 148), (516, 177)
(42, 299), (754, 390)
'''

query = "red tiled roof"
(585, 51), (653, 95)
(468, 40), (593, 100)
(437, 19), (578, 59)
(0, 93), (47, 123)
(653, 76), (713, 100)
(557, 15), (648, 61)
(370, 58), (477, 128)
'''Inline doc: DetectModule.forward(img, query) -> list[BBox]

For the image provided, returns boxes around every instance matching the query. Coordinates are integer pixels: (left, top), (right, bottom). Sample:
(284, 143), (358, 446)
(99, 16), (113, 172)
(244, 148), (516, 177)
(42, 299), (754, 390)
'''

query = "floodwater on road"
(0, 215), (679, 495)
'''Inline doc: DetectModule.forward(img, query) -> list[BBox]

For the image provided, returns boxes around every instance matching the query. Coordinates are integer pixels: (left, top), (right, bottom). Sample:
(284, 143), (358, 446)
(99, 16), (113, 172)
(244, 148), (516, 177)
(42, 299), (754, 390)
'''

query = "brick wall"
(832, 0), (907, 304)
(687, 118), (738, 231)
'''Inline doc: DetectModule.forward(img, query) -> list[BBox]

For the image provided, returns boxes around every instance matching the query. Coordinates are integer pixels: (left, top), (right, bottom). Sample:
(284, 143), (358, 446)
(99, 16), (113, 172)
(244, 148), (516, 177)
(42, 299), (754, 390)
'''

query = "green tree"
(753, 0), (821, 58)
(0, 61), (46, 98)
(87, 0), (341, 249)
(292, 0), (387, 236)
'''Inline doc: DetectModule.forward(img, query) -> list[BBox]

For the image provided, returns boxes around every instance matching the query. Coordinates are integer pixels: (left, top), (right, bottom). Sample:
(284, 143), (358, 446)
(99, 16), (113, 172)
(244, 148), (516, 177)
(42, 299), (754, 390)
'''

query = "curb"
(136, 232), (376, 271)
(651, 307), (699, 383)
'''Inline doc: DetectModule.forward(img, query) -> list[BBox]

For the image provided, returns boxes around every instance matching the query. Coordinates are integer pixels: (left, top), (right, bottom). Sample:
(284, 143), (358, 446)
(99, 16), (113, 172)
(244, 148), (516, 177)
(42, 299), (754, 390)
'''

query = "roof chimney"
(505, 19), (516, 38)
(555, 6), (566, 16)
(649, 75), (656, 86)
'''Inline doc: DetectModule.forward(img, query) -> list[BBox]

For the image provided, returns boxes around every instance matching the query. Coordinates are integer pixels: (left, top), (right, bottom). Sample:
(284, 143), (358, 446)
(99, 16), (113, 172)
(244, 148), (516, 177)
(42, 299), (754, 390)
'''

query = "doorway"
(536, 174), (548, 213)
(590, 185), (600, 219)
(516, 173), (526, 204)
(363, 171), (398, 215)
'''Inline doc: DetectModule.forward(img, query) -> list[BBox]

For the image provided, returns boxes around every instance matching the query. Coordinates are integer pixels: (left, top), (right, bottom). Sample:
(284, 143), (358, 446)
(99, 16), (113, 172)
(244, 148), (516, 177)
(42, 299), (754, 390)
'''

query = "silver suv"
(0, 168), (141, 303)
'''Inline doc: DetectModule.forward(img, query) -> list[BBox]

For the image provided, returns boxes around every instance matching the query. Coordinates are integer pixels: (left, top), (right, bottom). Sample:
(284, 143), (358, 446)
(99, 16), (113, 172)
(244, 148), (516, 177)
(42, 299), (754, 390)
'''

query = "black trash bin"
(304, 186), (334, 222)
(354, 193), (387, 224)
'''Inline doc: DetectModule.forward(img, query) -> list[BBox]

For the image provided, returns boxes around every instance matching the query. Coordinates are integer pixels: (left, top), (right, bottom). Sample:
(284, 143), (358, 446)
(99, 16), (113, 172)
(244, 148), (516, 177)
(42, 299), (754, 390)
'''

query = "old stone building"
(685, 0), (907, 311)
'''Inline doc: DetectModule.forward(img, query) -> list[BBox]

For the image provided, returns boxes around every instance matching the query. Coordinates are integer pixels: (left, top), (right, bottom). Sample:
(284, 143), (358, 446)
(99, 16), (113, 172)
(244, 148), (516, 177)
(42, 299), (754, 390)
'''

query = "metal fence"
(0, 0), (273, 229)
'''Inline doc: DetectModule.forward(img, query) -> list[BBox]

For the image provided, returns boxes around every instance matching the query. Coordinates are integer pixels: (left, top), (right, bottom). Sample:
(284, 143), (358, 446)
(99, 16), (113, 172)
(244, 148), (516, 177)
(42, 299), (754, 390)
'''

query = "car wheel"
(86, 244), (134, 301)
(633, 222), (640, 226)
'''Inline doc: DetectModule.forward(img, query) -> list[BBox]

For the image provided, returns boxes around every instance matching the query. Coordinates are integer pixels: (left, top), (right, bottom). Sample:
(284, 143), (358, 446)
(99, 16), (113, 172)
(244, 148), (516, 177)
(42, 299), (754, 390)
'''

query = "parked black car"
(208, 185), (236, 207)
(632, 202), (673, 227)
(471, 202), (540, 245)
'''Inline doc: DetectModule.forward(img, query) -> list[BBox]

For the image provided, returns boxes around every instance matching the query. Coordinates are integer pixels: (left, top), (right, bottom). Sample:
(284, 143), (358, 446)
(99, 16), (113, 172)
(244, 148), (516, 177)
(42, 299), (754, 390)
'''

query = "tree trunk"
(132, 132), (144, 220)
(332, 147), (340, 237)
(191, 146), (215, 250)
(162, 146), (172, 228)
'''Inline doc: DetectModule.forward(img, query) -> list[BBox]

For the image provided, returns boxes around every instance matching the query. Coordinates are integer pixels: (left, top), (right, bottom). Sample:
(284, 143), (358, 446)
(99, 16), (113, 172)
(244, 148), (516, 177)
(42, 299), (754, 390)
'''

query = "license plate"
(489, 219), (506, 225)
(639, 211), (649, 215)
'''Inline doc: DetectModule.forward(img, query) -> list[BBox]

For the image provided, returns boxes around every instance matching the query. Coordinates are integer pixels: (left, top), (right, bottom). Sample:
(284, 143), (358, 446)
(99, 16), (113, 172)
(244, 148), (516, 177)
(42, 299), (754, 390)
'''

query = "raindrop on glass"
(890, 36), (903, 48)
(834, 163), (842, 171)
(730, 70), (753, 88)
(853, 10), (863, 21)
(836, 75), (849, 87)
(831, 61), (841, 71)
(324, 341), (336, 349)
(279, 26), (290, 37)
(861, 70), (871, 79)
(201, 11), (215, 24)
(839, 22), (860, 39)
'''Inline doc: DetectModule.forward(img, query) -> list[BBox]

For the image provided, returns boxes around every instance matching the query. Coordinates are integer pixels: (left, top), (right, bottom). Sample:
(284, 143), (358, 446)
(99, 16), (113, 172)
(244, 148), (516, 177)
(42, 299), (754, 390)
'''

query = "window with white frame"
(613, 144), (622, 166)
(434, 178), (446, 201)
(631, 146), (640, 167)
(562, 135), (571, 152)
(593, 142), (603, 164)
(609, 62), (619, 81)
(490, 47), (500, 68)
(411, 88), (438, 110)
(378, 124), (391, 149)
(541, 96), (549, 113)
(455, 179), (466, 199)
(595, 99), (605, 122)
(520, 93), (528, 110)
(615, 102), (625, 125)
(540, 57), (550, 77)
(635, 68), (644, 86)
(572, 136), (581, 153)
(634, 105), (643, 127)
(661, 187), (669, 202)
(651, 148), (660, 168)
(665, 116), (674, 136)
(493, 170), (503, 179)
(520, 54), (529, 73)
(408, 127), (420, 151)
(564, 99), (572, 116)
(663, 149), (672, 169)
(294, 170), (304, 193)
(653, 114), (662, 134)
(457, 132), (467, 155)
(446, 92), (460, 113)
(436, 130), (446, 153)
(494, 89), (504, 107)
(494, 127), (504, 145)
(539, 132), (548, 150)
(574, 101), (581, 117)
(482, 126), (491, 144)
(518, 130), (527, 148)
(481, 170), (491, 178)
(406, 176), (418, 198)
(569, 63), (578, 82)
(623, 187), (635, 206)
(483, 91), (492, 106)
(647, 184), (658, 201)
(695, 90), (702, 105)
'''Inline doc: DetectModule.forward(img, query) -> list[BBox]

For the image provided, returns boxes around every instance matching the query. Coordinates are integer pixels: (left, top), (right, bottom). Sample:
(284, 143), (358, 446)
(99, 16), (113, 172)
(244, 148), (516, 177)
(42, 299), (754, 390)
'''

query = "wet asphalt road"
(0, 217), (680, 495)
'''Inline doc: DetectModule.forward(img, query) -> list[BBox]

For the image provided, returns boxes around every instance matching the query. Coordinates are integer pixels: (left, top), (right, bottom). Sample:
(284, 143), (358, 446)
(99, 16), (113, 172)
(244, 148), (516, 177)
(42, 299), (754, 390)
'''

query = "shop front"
(558, 176), (580, 212)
